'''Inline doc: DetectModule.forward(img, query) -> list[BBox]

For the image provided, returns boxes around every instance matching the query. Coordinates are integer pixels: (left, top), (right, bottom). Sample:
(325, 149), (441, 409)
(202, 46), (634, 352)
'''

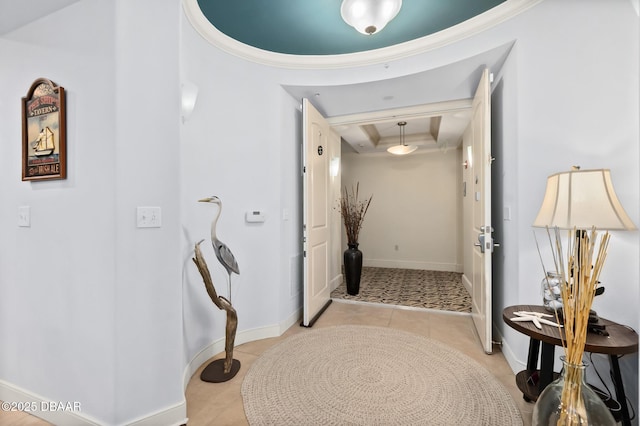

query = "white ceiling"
(327, 102), (472, 155)
(0, 0), (80, 36)
(284, 42), (514, 154)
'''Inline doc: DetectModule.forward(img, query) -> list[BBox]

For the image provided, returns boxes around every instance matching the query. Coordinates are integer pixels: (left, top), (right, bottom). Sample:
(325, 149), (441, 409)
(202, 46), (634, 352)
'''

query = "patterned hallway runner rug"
(331, 267), (471, 312)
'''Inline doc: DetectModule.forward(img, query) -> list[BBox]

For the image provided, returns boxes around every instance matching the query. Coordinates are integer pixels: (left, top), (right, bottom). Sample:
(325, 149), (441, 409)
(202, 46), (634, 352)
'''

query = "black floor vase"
(343, 243), (363, 295)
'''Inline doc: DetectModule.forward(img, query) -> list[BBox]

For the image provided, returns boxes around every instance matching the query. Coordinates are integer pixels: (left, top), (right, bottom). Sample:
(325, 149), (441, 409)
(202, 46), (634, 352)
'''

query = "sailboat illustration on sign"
(31, 127), (55, 156)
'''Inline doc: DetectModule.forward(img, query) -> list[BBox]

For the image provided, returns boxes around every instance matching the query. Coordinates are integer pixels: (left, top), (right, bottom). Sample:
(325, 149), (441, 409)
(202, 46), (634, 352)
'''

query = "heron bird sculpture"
(198, 196), (240, 303)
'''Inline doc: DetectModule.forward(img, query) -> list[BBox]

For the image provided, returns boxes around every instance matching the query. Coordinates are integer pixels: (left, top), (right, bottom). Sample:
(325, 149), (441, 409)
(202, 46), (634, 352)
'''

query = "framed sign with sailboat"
(22, 78), (66, 181)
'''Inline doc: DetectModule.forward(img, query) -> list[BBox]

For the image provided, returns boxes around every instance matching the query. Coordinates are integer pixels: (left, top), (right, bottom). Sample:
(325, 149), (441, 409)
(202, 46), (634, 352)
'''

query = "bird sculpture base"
(200, 359), (241, 383)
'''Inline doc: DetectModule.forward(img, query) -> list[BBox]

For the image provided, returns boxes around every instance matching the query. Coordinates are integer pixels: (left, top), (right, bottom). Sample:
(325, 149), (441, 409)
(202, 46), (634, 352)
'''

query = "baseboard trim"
(0, 379), (102, 425)
(0, 379), (188, 426)
(2, 307), (304, 426)
(125, 401), (188, 426)
(363, 259), (463, 272)
(462, 273), (472, 295)
(183, 308), (302, 391)
(492, 326), (525, 375)
(330, 273), (343, 292)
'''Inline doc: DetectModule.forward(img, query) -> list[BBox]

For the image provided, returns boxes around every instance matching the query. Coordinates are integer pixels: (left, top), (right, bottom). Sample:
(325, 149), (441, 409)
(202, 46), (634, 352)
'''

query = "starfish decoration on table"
(510, 311), (563, 329)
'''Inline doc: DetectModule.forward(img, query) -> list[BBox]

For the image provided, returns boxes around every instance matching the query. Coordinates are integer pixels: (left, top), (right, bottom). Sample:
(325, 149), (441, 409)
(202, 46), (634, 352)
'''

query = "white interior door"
(470, 68), (493, 354)
(302, 98), (334, 327)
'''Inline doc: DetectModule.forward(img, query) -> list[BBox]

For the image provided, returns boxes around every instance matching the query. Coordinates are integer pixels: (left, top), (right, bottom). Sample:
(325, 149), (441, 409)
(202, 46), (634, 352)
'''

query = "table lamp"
(531, 167), (636, 425)
(533, 166), (636, 312)
(533, 167), (636, 231)
(532, 166), (636, 359)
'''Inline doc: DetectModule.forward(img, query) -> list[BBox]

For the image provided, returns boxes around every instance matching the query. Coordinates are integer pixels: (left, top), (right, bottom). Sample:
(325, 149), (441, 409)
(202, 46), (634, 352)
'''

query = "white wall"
(497, 1), (640, 408)
(490, 0), (640, 340)
(0, 2), (117, 423)
(113, 0), (183, 424)
(179, 15), (295, 379)
(0, 0), (185, 424)
(341, 149), (462, 272)
(0, 0), (637, 424)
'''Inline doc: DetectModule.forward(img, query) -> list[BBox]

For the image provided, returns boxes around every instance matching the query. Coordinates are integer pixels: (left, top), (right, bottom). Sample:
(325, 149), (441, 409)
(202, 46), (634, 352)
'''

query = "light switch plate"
(504, 206), (512, 221)
(137, 207), (161, 228)
(18, 206), (30, 227)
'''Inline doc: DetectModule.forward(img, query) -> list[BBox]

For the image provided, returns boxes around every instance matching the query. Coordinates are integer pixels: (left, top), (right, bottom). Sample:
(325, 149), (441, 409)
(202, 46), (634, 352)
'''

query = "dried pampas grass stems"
(535, 226), (610, 425)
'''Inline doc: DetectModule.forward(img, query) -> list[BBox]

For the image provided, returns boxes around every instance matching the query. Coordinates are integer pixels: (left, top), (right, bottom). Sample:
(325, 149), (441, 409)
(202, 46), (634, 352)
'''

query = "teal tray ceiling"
(197, 0), (506, 55)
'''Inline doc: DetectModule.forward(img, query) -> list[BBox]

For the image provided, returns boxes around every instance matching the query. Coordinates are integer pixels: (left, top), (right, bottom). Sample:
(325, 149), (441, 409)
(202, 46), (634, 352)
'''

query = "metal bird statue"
(198, 196), (240, 303)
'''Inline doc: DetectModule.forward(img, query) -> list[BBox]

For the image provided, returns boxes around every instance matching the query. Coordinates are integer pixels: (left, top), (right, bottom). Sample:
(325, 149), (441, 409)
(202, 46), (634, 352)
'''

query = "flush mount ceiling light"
(341, 0), (402, 35)
(387, 121), (417, 155)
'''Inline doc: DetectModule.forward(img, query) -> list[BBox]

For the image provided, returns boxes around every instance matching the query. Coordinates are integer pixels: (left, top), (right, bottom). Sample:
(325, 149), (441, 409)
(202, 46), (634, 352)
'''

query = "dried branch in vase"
(535, 227), (611, 426)
(340, 183), (372, 245)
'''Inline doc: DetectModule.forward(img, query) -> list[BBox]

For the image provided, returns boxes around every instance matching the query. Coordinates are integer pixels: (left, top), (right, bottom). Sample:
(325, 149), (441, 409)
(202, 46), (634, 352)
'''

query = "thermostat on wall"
(245, 210), (266, 223)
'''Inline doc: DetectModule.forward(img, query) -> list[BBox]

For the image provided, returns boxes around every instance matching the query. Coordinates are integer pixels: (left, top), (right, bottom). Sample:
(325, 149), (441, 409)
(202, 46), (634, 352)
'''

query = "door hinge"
(303, 251), (306, 257)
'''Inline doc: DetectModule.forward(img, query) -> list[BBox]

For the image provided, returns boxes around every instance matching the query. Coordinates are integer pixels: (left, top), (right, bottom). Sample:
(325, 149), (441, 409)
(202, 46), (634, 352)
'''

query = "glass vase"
(532, 357), (615, 426)
(542, 271), (563, 312)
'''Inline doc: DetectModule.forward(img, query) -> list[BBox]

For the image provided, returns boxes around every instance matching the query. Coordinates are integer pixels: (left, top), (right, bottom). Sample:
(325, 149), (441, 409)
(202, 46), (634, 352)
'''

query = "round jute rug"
(241, 325), (522, 425)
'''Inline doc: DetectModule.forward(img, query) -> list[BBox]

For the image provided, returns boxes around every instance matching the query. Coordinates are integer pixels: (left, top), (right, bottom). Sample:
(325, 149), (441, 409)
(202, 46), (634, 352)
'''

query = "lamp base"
(556, 309), (608, 336)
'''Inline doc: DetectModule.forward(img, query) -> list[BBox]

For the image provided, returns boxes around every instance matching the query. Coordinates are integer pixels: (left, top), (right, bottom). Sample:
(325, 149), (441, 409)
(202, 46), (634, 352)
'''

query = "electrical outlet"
(136, 207), (161, 228)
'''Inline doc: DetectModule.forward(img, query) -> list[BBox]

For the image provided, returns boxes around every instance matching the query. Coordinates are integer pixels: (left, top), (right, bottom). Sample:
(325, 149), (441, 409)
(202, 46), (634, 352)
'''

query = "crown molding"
(327, 99), (472, 127)
(182, 0), (544, 70)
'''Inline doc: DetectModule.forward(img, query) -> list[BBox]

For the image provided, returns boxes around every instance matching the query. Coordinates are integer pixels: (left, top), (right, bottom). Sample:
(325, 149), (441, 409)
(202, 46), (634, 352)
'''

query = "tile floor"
(0, 410), (50, 426)
(1, 301), (534, 425)
(185, 301), (533, 425)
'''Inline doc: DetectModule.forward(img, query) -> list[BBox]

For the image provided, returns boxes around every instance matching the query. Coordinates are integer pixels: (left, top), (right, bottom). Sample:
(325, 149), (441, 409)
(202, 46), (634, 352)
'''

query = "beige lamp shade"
(533, 168), (637, 230)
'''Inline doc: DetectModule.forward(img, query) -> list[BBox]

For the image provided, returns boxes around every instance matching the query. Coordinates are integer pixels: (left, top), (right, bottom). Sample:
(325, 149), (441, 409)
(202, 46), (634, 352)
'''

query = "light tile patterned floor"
(2, 304), (532, 426)
(185, 302), (532, 425)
